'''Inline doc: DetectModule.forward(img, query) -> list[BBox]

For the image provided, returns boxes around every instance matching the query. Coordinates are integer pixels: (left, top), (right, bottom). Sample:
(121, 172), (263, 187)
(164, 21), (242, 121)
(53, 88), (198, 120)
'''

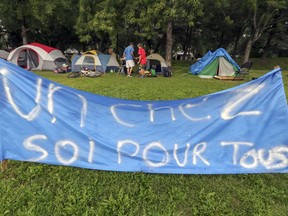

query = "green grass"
(1, 58), (288, 215)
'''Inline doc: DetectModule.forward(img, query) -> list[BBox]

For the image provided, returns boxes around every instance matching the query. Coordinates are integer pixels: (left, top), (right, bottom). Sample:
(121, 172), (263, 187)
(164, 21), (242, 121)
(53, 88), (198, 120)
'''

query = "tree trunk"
(165, 21), (173, 67)
(261, 35), (272, 58)
(242, 28), (263, 64)
(147, 39), (152, 53)
(218, 31), (225, 48)
(242, 38), (253, 64)
(116, 33), (119, 56)
(21, 24), (28, 45)
(182, 26), (193, 60)
(261, 27), (276, 58)
(21, 16), (28, 45)
(154, 38), (162, 53)
(232, 30), (242, 58)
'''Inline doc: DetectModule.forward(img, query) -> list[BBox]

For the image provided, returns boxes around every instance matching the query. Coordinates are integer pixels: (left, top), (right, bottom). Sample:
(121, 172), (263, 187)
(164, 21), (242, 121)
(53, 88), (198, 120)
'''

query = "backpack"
(163, 67), (172, 77)
(150, 69), (157, 77)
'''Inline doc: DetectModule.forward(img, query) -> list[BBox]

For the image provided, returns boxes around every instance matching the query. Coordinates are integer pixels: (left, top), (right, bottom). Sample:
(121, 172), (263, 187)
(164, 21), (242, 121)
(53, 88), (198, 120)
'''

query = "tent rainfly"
(98, 53), (120, 72)
(189, 48), (240, 78)
(7, 42), (68, 70)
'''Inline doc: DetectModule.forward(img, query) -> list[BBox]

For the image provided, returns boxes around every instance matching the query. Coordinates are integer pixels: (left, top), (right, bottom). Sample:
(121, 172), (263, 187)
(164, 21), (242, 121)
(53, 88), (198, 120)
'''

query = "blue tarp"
(0, 59), (287, 174)
(189, 48), (240, 75)
(190, 51), (212, 75)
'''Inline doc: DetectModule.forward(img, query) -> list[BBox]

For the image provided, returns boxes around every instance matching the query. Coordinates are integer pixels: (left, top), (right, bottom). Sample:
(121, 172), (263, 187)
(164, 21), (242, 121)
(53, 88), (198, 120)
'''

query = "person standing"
(137, 43), (147, 78)
(108, 47), (116, 58)
(123, 42), (135, 77)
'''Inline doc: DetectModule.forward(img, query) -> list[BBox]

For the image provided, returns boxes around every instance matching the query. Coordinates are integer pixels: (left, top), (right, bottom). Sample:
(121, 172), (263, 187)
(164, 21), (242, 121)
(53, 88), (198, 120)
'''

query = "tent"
(98, 53), (120, 72)
(72, 50), (119, 73)
(146, 53), (169, 73)
(189, 48), (240, 78)
(190, 51), (212, 75)
(71, 54), (82, 72)
(0, 50), (9, 60)
(7, 42), (68, 70)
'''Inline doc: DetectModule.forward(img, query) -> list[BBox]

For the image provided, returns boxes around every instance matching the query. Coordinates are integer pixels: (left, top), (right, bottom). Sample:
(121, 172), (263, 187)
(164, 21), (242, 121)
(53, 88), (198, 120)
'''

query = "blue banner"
(1, 59), (288, 174)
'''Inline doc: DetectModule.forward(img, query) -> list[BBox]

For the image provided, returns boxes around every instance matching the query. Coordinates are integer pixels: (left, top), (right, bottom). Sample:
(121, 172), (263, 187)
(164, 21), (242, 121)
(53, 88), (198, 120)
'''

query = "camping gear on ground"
(0, 50), (9, 60)
(144, 69), (157, 77)
(146, 53), (169, 74)
(189, 48), (240, 78)
(163, 67), (172, 77)
(150, 69), (156, 76)
(72, 50), (119, 73)
(54, 63), (71, 73)
(67, 66), (102, 78)
(7, 42), (69, 70)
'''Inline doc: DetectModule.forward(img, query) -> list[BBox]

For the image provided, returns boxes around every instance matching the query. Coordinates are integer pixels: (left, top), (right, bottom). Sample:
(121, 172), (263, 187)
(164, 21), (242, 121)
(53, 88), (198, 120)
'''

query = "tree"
(0, 0), (36, 46)
(241, 0), (288, 63)
(1, 0), (288, 59)
(192, 0), (248, 57)
(0, 0), (79, 50)
(74, 0), (130, 53)
(124, 0), (202, 66)
(251, 21), (288, 58)
(29, 0), (79, 50)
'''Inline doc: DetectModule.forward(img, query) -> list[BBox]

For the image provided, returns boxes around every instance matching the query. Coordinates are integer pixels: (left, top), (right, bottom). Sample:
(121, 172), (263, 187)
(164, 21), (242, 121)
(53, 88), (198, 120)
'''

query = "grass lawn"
(1, 58), (288, 215)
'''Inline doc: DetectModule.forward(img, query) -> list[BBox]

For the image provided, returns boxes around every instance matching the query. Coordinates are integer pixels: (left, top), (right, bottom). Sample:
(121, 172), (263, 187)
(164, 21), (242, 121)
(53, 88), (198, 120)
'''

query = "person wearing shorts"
(123, 42), (135, 77)
(137, 43), (147, 78)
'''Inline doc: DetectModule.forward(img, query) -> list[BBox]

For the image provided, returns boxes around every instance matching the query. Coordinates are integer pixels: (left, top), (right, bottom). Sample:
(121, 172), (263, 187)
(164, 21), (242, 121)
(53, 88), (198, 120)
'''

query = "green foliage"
(124, 0), (202, 51)
(0, 0), (80, 49)
(1, 0), (287, 60)
(1, 58), (288, 215)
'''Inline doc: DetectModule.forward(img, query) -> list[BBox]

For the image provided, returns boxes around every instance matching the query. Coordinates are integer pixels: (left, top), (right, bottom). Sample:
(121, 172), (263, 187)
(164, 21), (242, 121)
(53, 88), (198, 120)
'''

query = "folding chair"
(117, 58), (126, 75)
(233, 61), (253, 80)
(117, 64), (124, 75)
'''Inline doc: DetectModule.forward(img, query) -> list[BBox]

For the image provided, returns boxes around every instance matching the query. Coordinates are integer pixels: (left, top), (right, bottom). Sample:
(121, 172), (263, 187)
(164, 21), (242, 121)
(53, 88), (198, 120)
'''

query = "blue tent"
(189, 48), (240, 78)
(190, 50), (212, 75)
